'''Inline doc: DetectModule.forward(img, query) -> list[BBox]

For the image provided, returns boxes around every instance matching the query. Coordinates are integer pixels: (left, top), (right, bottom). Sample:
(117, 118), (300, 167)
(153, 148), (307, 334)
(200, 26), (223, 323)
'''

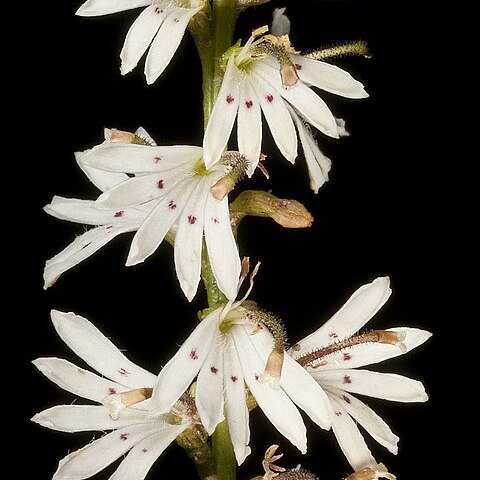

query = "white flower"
(76, 138), (241, 301)
(149, 262), (333, 464)
(32, 310), (193, 480)
(76, 0), (203, 84)
(289, 277), (432, 471)
(203, 27), (368, 176)
(44, 128), (155, 289)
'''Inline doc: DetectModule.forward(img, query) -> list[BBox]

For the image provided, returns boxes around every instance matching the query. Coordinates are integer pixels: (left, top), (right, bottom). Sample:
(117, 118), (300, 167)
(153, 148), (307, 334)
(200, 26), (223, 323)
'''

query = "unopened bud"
(345, 465), (396, 480)
(230, 190), (313, 228)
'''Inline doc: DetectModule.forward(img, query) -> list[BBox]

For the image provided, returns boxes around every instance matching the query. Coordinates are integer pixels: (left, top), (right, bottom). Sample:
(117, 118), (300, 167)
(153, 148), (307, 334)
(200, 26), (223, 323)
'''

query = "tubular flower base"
(76, 0), (204, 84)
(31, 310), (194, 480)
(149, 261), (333, 464)
(290, 277), (432, 470)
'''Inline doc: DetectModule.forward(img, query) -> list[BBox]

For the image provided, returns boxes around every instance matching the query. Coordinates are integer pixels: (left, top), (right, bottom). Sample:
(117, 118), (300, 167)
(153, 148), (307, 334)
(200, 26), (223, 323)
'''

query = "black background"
(21, 0), (450, 478)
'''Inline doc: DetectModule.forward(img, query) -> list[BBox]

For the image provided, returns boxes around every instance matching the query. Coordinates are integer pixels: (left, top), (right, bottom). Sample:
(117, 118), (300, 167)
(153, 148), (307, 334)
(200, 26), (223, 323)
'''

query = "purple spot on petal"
(173, 17), (179, 22)
(155, 7), (163, 14)
(120, 433), (128, 441)
(118, 368), (130, 377)
(231, 375), (238, 382)
(343, 375), (352, 384)
(210, 366), (218, 374)
(108, 387), (117, 395)
(154, 155), (162, 163)
(188, 215), (197, 224)
(335, 411), (342, 416)
(295, 63), (302, 70)
(157, 179), (165, 189)
(342, 395), (351, 404)
(212, 217), (220, 224)
(329, 332), (338, 339)
(265, 94), (274, 103)
(226, 94), (235, 104)
(343, 353), (351, 361)
(168, 200), (177, 209)
(254, 374), (260, 381)
(245, 100), (253, 109)
(142, 448), (148, 453)
(114, 211), (124, 218)
(190, 349), (199, 360)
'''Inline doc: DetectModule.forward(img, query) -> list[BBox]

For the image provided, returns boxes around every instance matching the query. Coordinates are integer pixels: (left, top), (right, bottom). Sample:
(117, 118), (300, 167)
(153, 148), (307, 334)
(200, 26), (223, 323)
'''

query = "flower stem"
(212, 420), (236, 480)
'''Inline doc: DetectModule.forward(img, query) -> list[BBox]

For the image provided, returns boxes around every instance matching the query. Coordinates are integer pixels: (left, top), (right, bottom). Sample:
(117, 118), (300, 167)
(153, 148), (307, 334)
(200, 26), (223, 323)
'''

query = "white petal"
(32, 358), (125, 403)
(329, 395), (376, 470)
(312, 327), (432, 370)
(76, 0), (150, 16)
(79, 143), (201, 173)
(126, 179), (193, 265)
(326, 387), (399, 454)
(120, 5), (166, 76)
(224, 339), (251, 465)
(109, 423), (189, 480)
(203, 56), (241, 168)
(32, 405), (149, 433)
(289, 106), (331, 193)
(52, 423), (156, 480)
(232, 327), (307, 453)
(43, 225), (133, 288)
(248, 73), (297, 162)
(75, 152), (129, 192)
(50, 310), (156, 388)
(253, 61), (339, 137)
(315, 369), (428, 403)
(237, 77), (262, 174)
(291, 277), (392, 358)
(44, 197), (147, 226)
(149, 309), (221, 415)
(196, 344), (225, 434)
(291, 54), (368, 99)
(280, 355), (332, 430)
(174, 180), (209, 301)
(204, 194), (241, 301)
(145, 7), (202, 84)
(96, 169), (189, 209)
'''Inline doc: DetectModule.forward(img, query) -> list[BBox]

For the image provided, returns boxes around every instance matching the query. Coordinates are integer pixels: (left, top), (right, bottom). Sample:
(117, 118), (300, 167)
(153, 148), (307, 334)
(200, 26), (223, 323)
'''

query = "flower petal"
(253, 61), (339, 138)
(289, 106), (331, 193)
(145, 6), (202, 84)
(52, 423), (156, 480)
(79, 143), (201, 174)
(120, 5), (166, 76)
(328, 395), (377, 470)
(314, 369), (428, 403)
(44, 197), (147, 226)
(126, 179), (193, 265)
(291, 277), (392, 359)
(109, 423), (189, 480)
(311, 327), (432, 370)
(280, 355), (333, 430)
(75, 152), (129, 192)
(149, 309), (220, 415)
(174, 180), (209, 301)
(203, 56), (241, 168)
(232, 326), (307, 453)
(204, 194), (241, 301)
(32, 358), (125, 402)
(32, 405), (148, 433)
(291, 55), (368, 99)
(248, 73), (297, 162)
(76, 0), (151, 16)
(95, 169), (189, 209)
(196, 343), (225, 434)
(50, 310), (156, 388)
(326, 387), (399, 454)
(43, 225), (133, 288)
(224, 338), (251, 465)
(237, 77), (262, 174)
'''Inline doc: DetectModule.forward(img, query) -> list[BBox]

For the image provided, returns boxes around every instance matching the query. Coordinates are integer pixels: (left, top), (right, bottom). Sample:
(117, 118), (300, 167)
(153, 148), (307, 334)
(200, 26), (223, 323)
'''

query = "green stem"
(201, 241), (227, 308)
(212, 420), (236, 480)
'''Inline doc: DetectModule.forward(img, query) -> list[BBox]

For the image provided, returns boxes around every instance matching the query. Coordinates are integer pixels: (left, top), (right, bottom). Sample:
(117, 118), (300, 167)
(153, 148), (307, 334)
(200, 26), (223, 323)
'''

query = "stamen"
(344, 465), (396, 480)
(296, 330), (407, 368)
(305, 40), (370, 61)
(107, 128), (153, 145)
(210, 152), (249, 200)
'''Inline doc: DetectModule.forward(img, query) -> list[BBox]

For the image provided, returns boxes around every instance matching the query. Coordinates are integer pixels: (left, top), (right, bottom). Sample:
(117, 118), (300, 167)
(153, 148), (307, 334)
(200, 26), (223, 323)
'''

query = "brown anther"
(120, 388), (152, 407)
(344, 465), (396, 480)
(280, 63), (299, 88)
(210, 176), (236, 200)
